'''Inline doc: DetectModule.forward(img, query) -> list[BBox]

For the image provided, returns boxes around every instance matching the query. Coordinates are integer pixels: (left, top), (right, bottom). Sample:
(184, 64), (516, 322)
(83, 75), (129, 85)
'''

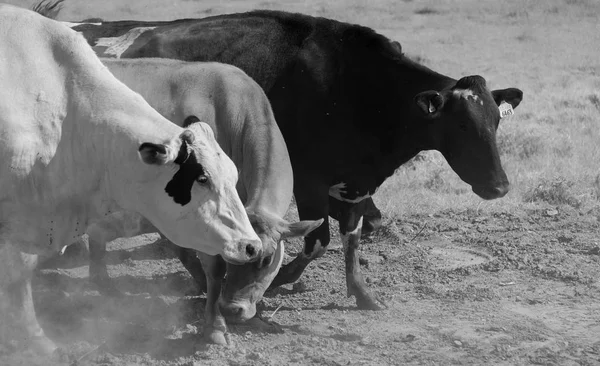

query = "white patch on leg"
(329, 182), (372, 203)
(452, 88), (483, 105)
(341, 217), (363, 253)
(304, 240), (326, 259)
(329, 182), (348, 200)
(94, 27), (156, 58)
(61, 21), (102, 28)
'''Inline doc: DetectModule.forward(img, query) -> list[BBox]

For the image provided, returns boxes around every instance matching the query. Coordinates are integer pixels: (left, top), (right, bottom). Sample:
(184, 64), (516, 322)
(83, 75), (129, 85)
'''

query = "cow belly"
(0, 202), (89, 257)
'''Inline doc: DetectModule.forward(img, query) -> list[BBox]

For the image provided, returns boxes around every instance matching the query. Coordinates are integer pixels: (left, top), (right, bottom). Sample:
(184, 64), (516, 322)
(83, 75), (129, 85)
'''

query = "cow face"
(218, 213), (323, 322)
(414, 75), (523, 200)
(138, 122), (262, 264)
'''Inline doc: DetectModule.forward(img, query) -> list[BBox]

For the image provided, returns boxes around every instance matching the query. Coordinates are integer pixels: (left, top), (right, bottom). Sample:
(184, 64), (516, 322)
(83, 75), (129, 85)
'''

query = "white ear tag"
(499, 102), (514, 119)
(428, 100), (436, 113)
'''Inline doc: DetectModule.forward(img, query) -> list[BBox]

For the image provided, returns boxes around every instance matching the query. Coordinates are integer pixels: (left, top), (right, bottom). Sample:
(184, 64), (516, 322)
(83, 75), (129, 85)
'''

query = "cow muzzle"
(472, 183), (509, 200)
(221, 239), (262, 265)
(218, 300), (256, 323)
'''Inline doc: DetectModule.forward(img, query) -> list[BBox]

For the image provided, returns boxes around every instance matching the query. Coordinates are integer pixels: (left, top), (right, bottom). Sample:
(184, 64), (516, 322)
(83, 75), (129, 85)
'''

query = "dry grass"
(5, 0), (600, 218)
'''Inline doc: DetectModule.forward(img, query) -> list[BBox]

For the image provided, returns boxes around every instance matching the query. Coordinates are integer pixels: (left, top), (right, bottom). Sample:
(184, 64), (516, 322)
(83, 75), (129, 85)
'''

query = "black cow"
(38, 2), (522, 310)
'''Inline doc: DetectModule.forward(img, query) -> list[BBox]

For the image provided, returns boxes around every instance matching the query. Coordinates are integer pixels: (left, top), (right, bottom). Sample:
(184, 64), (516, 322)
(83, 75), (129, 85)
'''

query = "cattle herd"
(0, 0), (523, 357)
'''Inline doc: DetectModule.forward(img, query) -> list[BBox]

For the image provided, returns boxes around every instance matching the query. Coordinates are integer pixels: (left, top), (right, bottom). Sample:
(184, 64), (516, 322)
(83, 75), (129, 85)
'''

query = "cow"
(0, 4), (263, 354)
(86, 58), (323, 344)
(36, 2), (523, 310)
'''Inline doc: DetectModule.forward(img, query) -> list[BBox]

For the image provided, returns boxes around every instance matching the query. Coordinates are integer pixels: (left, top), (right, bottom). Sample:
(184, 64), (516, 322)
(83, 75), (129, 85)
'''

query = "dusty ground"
(2, 203), (598, 366)
(1, 0), (600, 365)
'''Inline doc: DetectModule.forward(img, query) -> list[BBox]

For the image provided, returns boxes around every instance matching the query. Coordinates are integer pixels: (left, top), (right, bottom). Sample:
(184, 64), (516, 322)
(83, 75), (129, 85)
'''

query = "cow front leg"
(88, 236), (120, 296)
(0, 244), (56, 354)
(197, 253), (228, 345)
(88, 213), (154, 296)
(169, 244), (207, 294)
(268, 232), (329, 289)
(339, 206), (387, 311)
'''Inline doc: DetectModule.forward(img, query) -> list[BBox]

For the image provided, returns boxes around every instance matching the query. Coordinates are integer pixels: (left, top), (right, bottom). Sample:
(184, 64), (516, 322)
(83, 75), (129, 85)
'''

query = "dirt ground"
(2, 203), (598, 366)
(1, 1), (600, 365)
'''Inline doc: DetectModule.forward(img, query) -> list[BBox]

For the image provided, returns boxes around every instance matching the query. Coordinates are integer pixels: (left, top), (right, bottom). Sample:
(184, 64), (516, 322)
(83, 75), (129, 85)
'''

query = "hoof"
(31, 335), (58, 355)
(348, 283), (388, 311)
(92, 278), (123, 298)
(205, 328), (228, 346)
(356, 294), (388, 310)
(355, 295), (386, 311)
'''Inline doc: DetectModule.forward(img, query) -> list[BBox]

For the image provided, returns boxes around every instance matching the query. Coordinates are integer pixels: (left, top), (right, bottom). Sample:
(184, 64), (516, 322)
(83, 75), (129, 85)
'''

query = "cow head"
(137, 122), (262, 264)
(218, 212), (323, 322)
(414, 75), (523, 199)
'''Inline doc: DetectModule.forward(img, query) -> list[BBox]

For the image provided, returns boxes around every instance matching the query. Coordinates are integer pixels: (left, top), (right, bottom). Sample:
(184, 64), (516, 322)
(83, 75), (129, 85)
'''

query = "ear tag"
(428, 101), (436, 113)
(499, 102), (514, 118)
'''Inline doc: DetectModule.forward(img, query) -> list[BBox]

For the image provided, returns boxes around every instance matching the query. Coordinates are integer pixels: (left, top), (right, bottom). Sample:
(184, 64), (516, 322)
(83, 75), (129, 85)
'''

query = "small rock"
(359, 254), (385, 267)
(453, 340), (463, 347)
(289, 352), (304, 362)
(292, 281), (308, 292)
(401, 334), (416, 342)
(545, 209), (559, 217)
(247, 352), (264, 361)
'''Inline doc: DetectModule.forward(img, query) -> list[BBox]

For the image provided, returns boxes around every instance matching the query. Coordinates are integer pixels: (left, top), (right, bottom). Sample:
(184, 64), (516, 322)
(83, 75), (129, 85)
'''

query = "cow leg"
(88, 235), (120, 296)
(338, 201), (387, 311)
(197, 253), (228, 345)
(361, 197), (383, 235)
(0, 243), (56, 354)
(269, 185), (330, 289)
(163, 241), (208, 294)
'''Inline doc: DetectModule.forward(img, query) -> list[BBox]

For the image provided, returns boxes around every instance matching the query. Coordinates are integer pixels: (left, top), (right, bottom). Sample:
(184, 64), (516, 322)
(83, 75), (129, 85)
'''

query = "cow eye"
(197, 175), (209, 184)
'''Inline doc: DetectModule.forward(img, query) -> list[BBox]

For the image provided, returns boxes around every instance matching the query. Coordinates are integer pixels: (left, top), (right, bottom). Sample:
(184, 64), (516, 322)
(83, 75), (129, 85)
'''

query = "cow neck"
(346, 52), (456, 187)
(67, 63), (180, 216)
(391, 56), (456, 164)
(234, 124), (294, 220)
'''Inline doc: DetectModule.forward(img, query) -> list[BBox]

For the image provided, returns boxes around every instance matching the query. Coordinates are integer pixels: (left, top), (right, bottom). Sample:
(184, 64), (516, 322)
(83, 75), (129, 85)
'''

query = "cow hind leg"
(197, 253), (228, 346)
(0, 244), (56, 354)
(268, 222), (330, 290)
(341, 216), (387, 311)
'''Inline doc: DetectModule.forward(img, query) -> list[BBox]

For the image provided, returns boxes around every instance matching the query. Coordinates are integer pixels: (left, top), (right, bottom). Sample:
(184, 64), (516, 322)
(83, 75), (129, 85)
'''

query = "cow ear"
(182, 115), (201, 128)
(280, 218), (324, 239)
(491, 88), (523, 109)
(173, 130), (196, 164)
(139, 143), (172, 165)
(414, 91), (445, 115)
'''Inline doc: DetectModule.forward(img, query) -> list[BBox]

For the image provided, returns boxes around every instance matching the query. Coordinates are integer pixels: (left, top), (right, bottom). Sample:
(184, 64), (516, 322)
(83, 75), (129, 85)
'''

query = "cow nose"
(472, 183), (509, 200)
(221, 304), (243, 318)
(244, 240), (261, 261)
(219, 302), (255, 322)
(494, 184), (509, 198)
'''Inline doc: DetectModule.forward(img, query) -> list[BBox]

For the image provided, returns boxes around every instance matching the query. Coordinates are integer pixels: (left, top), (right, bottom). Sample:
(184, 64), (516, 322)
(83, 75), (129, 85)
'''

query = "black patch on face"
(165, 138), (206, 205)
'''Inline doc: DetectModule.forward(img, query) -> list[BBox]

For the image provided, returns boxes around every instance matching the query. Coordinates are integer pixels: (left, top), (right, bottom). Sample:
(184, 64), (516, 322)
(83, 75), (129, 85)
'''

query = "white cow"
(0, 4), (261, 354)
